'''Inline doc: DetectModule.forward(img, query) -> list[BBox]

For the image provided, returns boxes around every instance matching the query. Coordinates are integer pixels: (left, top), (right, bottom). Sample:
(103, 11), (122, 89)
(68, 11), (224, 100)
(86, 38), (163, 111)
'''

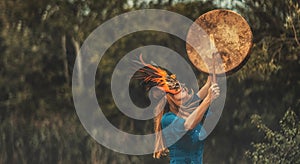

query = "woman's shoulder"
(161, 112), (186, 128)
(161, 112), (177, 127)
(162, 112), (179, 119)
(162, 112), (176, 121)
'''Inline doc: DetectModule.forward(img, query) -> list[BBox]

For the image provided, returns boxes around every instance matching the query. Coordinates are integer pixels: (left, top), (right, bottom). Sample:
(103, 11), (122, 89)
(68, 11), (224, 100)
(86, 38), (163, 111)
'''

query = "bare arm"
(184, 83), (219, 130)
(197, 76), (211, 99)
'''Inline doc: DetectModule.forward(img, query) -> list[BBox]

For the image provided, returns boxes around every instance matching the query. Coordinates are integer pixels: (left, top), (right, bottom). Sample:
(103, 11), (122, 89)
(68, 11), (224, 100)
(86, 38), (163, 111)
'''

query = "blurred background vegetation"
(0, 0), (299, 163)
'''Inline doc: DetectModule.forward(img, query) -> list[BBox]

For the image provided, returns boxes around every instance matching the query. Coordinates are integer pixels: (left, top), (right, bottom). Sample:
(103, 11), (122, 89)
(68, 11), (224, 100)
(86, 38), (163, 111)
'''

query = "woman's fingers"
(209, 83), (220, 100)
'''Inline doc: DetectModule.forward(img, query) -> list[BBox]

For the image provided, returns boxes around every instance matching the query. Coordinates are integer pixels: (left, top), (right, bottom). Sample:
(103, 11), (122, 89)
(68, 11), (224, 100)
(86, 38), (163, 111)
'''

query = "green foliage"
(235, 0), (300, 81)
(0, 0), (299, 163)
(246, 109), (300, 163)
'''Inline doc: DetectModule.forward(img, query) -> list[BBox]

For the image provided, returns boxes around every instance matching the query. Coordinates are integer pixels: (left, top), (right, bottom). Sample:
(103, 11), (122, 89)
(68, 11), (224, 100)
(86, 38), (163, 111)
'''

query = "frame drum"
(186, 9), (253, 75)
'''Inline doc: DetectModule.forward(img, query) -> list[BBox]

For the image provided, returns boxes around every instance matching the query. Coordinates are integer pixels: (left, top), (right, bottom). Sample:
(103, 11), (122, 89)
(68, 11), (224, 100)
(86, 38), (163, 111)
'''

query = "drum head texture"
(186, 9), (253, 75)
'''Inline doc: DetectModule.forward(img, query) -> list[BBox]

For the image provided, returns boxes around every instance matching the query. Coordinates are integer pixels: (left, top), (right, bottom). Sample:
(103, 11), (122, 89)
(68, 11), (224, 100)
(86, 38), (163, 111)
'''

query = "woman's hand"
(205, 83), (220, 103)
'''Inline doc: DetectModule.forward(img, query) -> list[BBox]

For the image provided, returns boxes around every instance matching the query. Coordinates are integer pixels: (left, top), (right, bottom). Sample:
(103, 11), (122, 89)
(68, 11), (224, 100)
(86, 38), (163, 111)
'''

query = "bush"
(246, 109), (300, 163)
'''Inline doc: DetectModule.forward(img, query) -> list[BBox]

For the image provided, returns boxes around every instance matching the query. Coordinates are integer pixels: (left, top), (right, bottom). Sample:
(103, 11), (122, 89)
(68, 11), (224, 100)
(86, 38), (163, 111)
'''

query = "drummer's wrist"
(205, 76), (211, 86)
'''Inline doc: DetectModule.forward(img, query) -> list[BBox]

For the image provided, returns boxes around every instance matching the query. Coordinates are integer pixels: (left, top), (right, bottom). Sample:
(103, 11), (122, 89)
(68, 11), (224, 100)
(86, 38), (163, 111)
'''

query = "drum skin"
(186, 9), (253, 75)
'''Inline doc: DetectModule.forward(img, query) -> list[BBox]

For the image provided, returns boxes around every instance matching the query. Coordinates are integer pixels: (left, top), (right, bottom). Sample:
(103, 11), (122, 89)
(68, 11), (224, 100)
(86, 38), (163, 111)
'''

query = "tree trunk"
(71, 37), (84, 91)
(61, 34), (70, 85)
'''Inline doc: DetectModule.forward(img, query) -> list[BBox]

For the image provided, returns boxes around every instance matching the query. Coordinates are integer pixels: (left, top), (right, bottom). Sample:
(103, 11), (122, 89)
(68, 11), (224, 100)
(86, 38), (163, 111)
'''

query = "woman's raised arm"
(184, 83), (219, 130)
(197, 75), (212, 100)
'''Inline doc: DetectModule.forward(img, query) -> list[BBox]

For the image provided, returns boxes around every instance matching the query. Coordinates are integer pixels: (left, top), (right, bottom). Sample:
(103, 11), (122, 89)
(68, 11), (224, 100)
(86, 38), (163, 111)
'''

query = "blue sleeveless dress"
(161, 95), (209, 164)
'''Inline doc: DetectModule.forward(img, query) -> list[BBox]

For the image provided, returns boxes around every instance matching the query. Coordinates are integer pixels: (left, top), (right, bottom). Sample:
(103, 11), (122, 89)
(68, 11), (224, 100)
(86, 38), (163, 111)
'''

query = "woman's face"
(173, 85), (189, 101)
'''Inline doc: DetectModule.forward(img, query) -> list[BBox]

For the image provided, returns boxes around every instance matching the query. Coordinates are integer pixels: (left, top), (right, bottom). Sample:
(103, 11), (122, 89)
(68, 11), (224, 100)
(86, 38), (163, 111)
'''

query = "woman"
(134, 55), (220, 163)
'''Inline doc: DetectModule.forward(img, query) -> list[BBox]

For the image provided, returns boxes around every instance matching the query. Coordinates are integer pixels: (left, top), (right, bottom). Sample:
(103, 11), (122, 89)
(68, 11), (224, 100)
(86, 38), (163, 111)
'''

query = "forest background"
(0, 0), (299, 163)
